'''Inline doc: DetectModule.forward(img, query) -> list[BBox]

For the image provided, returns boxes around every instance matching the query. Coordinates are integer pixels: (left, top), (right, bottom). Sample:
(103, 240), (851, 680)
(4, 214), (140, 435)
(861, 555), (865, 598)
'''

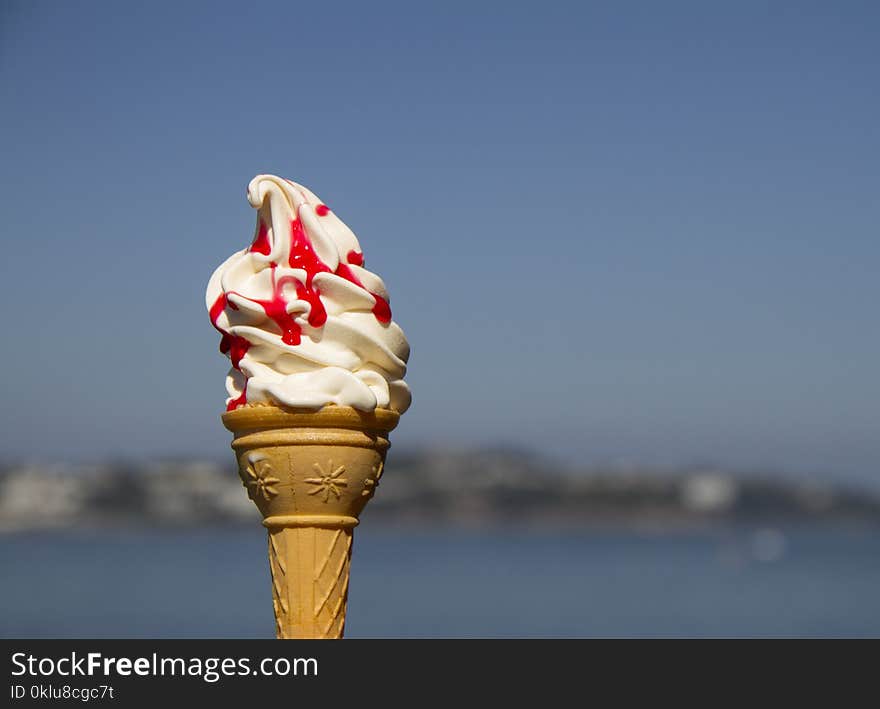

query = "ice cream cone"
(223, 404), (399, 639)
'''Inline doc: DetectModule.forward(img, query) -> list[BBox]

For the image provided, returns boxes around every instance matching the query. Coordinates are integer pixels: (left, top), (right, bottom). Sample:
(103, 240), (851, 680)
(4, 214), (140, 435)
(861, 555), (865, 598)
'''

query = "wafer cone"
(222, 405), (399, 639)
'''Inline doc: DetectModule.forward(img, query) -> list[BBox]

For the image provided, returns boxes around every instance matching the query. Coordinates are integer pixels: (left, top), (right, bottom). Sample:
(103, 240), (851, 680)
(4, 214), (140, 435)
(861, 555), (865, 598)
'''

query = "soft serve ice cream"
(206, 175), (411, 414)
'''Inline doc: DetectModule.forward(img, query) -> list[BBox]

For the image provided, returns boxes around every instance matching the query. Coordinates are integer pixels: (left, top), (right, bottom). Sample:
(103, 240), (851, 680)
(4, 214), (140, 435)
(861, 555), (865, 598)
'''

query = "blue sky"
(1, 1), (878, 483)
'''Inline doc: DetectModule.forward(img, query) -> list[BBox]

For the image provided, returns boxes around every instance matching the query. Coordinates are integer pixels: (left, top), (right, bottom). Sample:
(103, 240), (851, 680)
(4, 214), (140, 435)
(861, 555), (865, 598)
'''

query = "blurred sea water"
(2, 525), (879, 638)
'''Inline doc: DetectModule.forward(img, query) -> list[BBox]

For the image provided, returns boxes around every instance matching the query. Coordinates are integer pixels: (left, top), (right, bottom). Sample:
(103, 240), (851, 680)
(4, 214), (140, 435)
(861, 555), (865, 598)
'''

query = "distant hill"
(1, 451), (878, 532)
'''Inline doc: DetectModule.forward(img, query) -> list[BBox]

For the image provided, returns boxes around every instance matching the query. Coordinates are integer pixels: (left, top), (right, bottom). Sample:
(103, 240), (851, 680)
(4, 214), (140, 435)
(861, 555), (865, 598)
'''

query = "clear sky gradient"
(1, 1), (878, 484)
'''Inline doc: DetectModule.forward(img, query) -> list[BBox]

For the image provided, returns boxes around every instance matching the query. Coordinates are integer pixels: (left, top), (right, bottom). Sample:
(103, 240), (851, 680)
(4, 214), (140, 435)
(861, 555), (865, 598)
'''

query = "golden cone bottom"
(222, 405), (399, 639)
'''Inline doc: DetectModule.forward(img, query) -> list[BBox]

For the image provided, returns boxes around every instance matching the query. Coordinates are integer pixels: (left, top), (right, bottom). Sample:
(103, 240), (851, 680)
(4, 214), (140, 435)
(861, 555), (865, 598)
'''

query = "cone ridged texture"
(268, 526), (352, 638)
(223, 405), (399, 639)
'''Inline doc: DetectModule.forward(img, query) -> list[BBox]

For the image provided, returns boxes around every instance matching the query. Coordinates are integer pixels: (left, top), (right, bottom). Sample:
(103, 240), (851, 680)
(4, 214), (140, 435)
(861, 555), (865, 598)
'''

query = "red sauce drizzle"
(226, 382), (247, 412)
(334, 262), (392, 323)
(286, 218), (329, 329)
(211, 212), (392, 407)
(370, 294), (392, 323)
(249, 220), (271, 255)
(209, 292), (227, 325)
(246, 265), (326, 346)
(210, 292), (251, 409)
(288, 219), (329, 274)
(220, 332), (250, 369)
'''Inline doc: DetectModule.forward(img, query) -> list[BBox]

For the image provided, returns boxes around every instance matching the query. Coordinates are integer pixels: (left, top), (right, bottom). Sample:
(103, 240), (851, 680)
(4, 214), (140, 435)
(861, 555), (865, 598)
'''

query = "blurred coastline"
(4, 451), (880, 637)
(3, 449), (878, 534)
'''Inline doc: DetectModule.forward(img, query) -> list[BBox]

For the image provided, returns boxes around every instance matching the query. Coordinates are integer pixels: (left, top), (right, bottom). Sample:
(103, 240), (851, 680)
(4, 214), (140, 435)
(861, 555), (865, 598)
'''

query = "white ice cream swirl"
(206, 175), (411, 413)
